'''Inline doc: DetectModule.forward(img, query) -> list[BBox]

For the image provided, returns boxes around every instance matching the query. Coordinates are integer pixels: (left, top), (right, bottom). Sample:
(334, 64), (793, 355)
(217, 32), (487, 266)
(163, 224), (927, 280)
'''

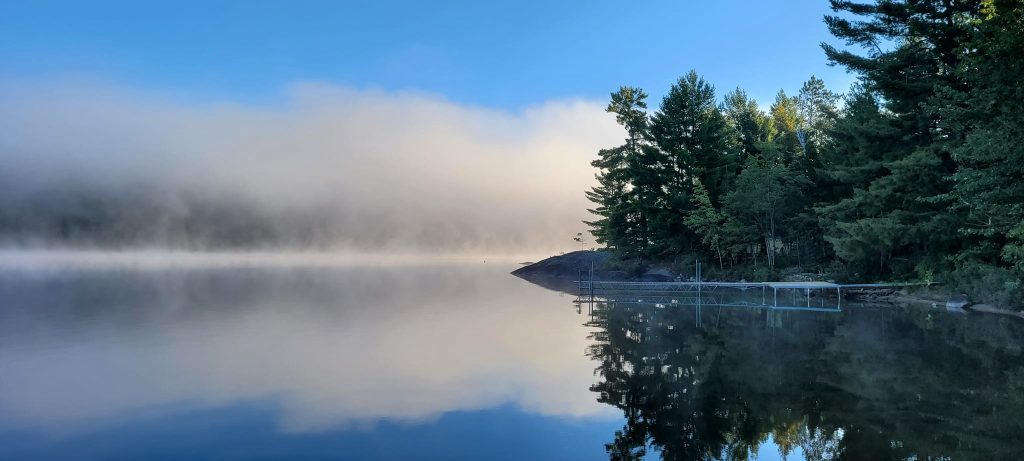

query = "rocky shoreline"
(512, 251), (1024, 319)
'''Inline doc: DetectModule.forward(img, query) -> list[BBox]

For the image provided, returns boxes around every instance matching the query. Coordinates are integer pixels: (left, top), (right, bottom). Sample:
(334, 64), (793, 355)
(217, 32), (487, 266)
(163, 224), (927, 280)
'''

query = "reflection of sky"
(0, 259), (615, 434)
(0, 255), (802, 459)
(757, 436), (805, 461)
(639, 436), (804, 461)
(0, 402), (624, 460)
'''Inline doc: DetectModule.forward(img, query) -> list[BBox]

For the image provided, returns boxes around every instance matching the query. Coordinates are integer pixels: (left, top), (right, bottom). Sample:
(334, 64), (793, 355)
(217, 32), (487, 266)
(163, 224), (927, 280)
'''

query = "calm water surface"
(0, 258), (1021, 460)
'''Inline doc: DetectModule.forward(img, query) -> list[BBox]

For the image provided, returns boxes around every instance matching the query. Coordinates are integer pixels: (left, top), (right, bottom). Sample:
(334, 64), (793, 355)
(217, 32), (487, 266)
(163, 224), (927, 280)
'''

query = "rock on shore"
(511, 250), (611, 278)
(511, 250), (680, 292)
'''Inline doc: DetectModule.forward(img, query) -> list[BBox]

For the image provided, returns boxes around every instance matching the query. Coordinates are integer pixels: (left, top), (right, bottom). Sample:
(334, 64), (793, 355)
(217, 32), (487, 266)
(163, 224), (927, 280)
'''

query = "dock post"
(589, 261), (595, 302)
(774, 287), (777, 307)
(696, 259), (701, 304)
(696, 259), (701, 326)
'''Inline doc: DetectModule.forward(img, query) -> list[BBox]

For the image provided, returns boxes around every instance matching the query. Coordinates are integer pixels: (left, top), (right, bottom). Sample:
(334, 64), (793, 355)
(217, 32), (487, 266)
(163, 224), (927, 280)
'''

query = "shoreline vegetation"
(571, 1), (1024, 312)
(512, 251), (1024, 319)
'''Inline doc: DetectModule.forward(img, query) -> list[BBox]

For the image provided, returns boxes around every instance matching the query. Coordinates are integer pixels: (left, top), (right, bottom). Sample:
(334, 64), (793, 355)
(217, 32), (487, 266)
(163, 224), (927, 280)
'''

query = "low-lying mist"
(0, 80), (622, 254)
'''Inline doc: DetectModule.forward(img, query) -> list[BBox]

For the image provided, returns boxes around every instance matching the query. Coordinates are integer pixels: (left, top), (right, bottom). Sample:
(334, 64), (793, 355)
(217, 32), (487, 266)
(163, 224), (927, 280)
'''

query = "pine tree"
(586, 88), (642, 252)
(586, 86), (665, 265)
(585, 145), (629, 248)
(768, 90), (802, 164)
(684, 178), (727, 270)
(648, 71), (738, 257)
(817, 85), (958, 277)
(937, 0), (1024, 271)
(795, 76), (840, 164)
(791, 77), (840, 265)
(817, 0), (985, 277)
(722, 88), (772, 164)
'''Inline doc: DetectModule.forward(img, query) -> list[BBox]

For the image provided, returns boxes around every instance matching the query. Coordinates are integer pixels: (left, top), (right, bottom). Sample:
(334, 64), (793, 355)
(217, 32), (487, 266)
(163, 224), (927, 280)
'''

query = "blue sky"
(1, 0), (856, 110)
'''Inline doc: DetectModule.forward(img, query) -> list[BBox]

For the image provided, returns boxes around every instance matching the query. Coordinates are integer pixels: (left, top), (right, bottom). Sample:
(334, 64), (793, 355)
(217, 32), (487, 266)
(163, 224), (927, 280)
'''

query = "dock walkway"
(575, 278), (923, 310)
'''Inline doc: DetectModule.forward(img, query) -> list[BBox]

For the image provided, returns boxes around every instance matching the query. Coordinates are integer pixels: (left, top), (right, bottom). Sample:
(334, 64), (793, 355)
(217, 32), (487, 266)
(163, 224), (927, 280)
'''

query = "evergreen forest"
(585, 0), (1024, 306)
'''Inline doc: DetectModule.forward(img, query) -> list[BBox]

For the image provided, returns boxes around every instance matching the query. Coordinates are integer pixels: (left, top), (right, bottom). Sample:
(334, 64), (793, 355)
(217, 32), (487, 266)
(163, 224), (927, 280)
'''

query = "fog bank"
(0, 80), (621, 253)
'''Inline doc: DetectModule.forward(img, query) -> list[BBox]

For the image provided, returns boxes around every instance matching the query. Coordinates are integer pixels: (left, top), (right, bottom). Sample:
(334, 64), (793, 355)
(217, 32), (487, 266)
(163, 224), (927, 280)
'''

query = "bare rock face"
(511, 250), (612, 279)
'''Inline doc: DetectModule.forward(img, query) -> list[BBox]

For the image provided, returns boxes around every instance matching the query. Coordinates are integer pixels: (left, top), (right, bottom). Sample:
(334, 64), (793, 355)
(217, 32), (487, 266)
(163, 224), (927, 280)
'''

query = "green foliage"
(585, 86), (673, 265)
(646, 71), (738, 258)
(724, 155), (811, 270)
(721, 88), (771, 163)
(795, 76), (839, 154)
(768, 90), (802, 163)
(586, 87), (651, 262)
(950, 262), (1024, 309)
(585, 0), (1022, 303)
(813, 0), (987, 279)
(650, 71), (738, 207)
(684, 178), (726, 270)
(587, 72), (741, 265)
(936, 0), (1024, 275)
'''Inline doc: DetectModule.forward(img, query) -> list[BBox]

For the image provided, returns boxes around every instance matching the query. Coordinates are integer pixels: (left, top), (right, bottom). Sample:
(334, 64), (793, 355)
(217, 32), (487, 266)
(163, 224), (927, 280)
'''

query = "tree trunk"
(715, 243), (724, 271)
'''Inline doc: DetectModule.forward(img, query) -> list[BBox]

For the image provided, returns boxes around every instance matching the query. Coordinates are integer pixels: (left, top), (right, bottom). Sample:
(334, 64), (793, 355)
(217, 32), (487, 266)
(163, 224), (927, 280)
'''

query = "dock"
(574, 266), (924, 311)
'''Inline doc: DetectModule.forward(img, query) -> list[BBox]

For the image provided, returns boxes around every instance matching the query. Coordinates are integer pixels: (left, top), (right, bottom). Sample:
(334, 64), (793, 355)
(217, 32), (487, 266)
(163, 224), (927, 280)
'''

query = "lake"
(0, 255), (1021, 460)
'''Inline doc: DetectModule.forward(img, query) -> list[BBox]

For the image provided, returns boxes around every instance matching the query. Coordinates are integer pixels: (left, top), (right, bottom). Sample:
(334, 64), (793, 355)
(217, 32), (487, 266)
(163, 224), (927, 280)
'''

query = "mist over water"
(0, 80), (621, 253)
(0, 263), (613, 435)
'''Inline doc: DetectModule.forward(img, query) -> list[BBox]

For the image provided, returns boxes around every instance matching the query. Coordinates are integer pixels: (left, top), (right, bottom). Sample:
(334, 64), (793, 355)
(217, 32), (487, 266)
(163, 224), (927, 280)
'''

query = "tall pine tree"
(818, 0), (984, 277)
(722, 88), (773, 164)
(586, 86), (666, 265)
(937, 0), (1024, 272)
(648, 71), (737, 257)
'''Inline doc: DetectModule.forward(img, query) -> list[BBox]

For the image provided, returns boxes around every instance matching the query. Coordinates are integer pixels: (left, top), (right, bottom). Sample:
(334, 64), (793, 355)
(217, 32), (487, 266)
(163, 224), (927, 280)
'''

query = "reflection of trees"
(587, 303), (1024, 460)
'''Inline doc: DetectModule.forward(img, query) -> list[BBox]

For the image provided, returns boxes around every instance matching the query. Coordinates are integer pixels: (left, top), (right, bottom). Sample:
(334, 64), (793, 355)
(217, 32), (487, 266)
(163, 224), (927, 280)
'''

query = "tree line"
(585, 0), (1024, 300)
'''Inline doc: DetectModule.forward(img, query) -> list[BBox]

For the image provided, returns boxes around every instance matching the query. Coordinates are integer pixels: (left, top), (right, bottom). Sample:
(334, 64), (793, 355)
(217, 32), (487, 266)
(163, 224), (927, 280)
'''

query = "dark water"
(0, 260), (1021, 460)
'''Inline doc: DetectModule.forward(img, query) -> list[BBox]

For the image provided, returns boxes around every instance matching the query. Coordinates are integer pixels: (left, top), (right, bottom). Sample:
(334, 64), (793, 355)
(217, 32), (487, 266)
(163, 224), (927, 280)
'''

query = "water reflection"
(585, 299), (1024, 460)
(0, 263), (614, 435)
(4, 260), (1024, 459)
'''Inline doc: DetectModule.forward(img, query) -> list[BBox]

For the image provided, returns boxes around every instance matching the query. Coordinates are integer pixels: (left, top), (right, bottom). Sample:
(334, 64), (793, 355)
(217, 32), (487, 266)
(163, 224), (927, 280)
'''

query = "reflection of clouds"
(0, 260), (614, 434)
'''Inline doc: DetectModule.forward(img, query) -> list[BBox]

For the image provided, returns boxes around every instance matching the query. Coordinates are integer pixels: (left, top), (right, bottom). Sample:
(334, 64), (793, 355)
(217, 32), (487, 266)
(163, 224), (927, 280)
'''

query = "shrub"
(950, 263), (1024, 310)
